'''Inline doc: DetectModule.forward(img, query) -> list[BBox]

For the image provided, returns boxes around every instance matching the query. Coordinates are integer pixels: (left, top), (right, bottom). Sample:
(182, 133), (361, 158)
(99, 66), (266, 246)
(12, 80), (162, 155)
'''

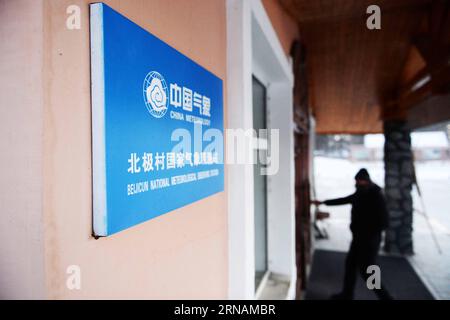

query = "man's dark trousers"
(342, 232), (392, 300)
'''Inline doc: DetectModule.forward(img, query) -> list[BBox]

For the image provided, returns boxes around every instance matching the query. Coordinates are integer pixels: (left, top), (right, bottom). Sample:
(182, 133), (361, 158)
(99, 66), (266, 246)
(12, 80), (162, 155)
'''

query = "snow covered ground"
(312, 156), (450, 300)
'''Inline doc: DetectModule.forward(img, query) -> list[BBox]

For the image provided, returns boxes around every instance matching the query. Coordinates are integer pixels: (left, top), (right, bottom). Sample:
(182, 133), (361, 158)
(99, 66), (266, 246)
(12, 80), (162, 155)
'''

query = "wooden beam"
(399, 63), (450, 100)
(398, 1), (450, 114)
(408, 93), (450, 128)
(431, 65), (450, 94)
(400, 80), (433, 109)
(399, 66), (430, 97)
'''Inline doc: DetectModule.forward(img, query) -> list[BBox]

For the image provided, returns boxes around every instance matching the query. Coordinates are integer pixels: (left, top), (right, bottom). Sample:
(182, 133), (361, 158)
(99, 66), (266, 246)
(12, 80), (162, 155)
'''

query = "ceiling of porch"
(280, 0), (448, 134)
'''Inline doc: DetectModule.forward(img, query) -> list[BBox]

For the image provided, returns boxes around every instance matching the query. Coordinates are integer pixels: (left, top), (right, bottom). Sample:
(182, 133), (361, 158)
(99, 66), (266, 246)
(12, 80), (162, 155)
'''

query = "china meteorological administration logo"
(143, 70), (212, 120)
(143, 71), (169, 118)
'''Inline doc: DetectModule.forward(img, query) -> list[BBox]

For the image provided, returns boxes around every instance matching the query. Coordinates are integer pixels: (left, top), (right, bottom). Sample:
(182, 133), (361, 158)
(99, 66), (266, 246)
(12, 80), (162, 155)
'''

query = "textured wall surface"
(41, 0), (228, 299)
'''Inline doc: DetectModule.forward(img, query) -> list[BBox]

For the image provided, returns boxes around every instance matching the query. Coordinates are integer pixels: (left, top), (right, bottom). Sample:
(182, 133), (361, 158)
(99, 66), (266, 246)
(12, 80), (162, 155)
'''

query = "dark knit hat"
(355, 168), (371, 181)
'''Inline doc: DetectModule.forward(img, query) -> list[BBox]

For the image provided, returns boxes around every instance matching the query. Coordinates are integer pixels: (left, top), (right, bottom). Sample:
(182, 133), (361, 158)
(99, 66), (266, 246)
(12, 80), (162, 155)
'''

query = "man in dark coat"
(313, 168), (393, 300)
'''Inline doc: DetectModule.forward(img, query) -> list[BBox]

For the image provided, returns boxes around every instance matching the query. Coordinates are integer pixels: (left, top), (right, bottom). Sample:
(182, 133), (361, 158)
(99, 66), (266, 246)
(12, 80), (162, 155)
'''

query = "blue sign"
(90, 3), (224, 236)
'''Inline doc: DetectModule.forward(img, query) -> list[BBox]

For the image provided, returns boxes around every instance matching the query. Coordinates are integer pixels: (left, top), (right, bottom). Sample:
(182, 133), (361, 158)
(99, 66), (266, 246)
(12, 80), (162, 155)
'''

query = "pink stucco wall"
(41, 0), (228, 299)
(0, 0), (228, 299)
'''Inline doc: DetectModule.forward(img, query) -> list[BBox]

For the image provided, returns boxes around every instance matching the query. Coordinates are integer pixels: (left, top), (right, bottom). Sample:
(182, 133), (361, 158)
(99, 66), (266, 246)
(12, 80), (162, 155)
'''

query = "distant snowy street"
(313, 156), (450, 299)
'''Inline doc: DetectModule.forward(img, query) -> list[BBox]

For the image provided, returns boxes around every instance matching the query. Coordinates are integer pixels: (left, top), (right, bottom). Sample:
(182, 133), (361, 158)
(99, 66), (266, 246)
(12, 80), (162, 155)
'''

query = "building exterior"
(0, 0), (301, 299)
(2, 0), (449, 300)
